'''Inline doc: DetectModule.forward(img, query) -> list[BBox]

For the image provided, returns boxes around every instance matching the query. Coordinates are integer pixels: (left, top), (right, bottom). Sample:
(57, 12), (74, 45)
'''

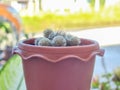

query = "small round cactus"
(34, 29), (81, 47)
(48, 31), (65, 40)
(55, 31), (66, 37)
(43, 29), (54, 38)
(69, 36), (80, 46)
(48, 32), (56, 40)
(52, 36), (67, 46)
(65, 34), (73, 45)
(37, 37), (51, 46)
(34, 37), (43, 45)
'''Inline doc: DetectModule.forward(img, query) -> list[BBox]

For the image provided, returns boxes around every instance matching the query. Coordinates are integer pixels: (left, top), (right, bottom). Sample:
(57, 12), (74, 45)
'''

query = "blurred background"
(1, 0), (120, 33)
(0, 0), (120, 90)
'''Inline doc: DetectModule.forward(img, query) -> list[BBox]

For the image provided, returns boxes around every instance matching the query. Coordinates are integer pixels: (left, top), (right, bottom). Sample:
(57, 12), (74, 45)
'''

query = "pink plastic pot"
(13, 38), (104, 90)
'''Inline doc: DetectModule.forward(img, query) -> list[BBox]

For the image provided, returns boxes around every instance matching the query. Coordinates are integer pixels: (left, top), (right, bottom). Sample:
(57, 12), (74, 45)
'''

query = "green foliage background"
(22, 6), (120, 33)
(0, 55), (26, 90)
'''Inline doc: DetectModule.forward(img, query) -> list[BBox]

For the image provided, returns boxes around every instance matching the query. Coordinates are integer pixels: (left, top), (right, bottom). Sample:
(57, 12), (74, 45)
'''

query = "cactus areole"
(13, 30), (104, 90)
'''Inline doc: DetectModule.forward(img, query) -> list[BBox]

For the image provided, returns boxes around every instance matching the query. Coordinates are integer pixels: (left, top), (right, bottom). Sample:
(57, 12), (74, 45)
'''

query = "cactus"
(65, 34), (73, 46)
(37, 37), (51, 46)
(43, 29), (54, 38)
(34, 37), (43, 45)
(70, 36), (80, 46)
(48, 31), (65, 40)
(55, 31), (66, 37)
(65, 34), (80, 46)
(48, 32), (56, 40)
(34, 29), (81, 46)
(52, 35), (67, 46)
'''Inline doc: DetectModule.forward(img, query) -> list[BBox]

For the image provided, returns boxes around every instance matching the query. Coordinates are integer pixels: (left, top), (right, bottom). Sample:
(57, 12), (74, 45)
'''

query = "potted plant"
(13, 29), (104, 90)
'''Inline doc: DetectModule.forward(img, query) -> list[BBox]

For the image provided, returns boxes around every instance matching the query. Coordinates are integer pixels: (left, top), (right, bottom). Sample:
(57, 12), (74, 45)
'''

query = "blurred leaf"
(92, 76), (100, 89)
(100, 82), (111, 90)
(92, 82), (99, 89)
(114, 67), (120, 81)
(0, 22), (10, 33)
(102, 73), (112, 78)
(0, 55), (26, 90)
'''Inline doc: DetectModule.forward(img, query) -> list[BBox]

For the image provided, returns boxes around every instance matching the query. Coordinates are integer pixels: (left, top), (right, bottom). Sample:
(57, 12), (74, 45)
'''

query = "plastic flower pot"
(13, 38), (104, 90)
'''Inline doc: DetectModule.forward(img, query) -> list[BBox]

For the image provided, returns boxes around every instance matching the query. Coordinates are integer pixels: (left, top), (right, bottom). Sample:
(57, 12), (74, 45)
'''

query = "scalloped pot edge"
(13, 38), (104, 63)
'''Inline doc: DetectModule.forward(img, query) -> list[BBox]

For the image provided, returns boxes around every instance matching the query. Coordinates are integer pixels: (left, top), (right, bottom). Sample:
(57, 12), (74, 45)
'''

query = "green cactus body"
(69, 36), (81, 46)
(48, 31), (65, 40)
(37, 37), (51, 46)
(56, 31), (66, 37)
(65, 34), (80, 46)
(34, 29), (81, 47)
(34, 37), (43, 45)
(65, 34), (73, 46)
(43, 29), (54, 38)
(48, 32), (56, 40)
(52, 35), (67, 46)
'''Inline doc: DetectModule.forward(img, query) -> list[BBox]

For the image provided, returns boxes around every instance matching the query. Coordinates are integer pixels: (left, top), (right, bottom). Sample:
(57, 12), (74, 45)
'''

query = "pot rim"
(17, 38), (100, 54)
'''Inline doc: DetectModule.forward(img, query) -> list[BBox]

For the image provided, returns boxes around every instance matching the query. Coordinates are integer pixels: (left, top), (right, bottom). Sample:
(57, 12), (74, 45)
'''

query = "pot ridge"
(13, 38), (104, 62)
